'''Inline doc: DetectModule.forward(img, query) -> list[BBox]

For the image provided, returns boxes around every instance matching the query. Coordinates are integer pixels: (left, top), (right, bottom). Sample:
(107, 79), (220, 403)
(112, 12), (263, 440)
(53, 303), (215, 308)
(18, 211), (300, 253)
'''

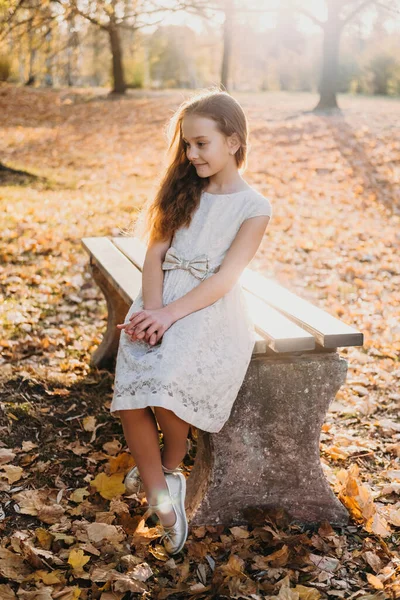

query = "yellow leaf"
(91, 472), (125, 500)
(109, 452), (134, 475)
(148, 543), (170, 562)
(34, 569), (64, 584)
(366, 573), (384, 589)
(336, 464), (377, 525)
(293, 584), (321, 600)
(68, 548), (90, 571)
(35, 528), (54, 550)
(83, 416), (96, 431)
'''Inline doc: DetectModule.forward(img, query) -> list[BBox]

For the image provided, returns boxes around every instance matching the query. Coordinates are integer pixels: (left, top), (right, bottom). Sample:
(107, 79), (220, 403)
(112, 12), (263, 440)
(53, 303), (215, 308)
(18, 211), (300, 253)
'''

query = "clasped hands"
(116, 307), (175, 346)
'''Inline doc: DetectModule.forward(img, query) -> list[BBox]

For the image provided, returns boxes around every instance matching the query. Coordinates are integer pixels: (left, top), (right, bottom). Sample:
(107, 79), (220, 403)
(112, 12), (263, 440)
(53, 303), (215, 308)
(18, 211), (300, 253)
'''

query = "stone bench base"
(186, 352), (349, 526)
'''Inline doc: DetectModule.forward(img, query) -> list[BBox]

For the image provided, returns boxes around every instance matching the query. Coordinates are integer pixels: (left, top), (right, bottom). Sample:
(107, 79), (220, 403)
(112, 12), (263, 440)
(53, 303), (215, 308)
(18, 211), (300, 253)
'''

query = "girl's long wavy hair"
(129, 86), (249, 245)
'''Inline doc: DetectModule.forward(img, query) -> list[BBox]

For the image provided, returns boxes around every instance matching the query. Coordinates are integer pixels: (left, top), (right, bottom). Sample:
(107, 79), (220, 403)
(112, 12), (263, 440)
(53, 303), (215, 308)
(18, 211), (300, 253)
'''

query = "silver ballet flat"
(124, 439), (190, 496)
(147, 471), (188, 555)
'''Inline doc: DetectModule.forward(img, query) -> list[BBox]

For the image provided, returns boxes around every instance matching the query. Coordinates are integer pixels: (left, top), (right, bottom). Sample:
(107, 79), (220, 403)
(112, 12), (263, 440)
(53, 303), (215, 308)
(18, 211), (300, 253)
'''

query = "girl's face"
(181, 114), (239, 178)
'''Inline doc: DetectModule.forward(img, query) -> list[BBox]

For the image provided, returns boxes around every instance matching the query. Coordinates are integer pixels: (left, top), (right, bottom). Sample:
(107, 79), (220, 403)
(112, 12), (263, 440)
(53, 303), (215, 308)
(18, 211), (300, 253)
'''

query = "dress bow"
(162, 246), (210, 280)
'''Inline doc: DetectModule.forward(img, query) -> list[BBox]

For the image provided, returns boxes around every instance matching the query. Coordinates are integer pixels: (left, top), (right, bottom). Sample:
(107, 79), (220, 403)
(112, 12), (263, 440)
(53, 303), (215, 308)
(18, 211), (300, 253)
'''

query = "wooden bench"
(81, 236), (364, 527)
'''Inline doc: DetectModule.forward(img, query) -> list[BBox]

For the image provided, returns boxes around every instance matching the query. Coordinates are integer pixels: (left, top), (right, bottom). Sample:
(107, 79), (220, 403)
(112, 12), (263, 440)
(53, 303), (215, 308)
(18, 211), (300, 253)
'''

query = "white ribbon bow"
(162, 246), (210, 280)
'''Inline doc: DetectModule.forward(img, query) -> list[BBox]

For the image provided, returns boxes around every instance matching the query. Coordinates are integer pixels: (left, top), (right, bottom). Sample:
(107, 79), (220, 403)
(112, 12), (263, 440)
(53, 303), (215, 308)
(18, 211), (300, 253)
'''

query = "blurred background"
(1, 0), (400, 104)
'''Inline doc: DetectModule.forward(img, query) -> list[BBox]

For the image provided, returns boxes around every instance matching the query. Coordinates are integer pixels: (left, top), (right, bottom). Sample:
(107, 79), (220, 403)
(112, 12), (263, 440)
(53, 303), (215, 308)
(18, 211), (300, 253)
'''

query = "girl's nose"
(187, 148), (198, 161)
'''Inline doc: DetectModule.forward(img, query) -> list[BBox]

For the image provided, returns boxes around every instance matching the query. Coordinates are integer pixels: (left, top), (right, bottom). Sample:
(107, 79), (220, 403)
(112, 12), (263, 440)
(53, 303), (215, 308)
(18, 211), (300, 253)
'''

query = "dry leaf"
(366, 573), (384, 589)
(68, 548), (90, 572)
(0, 465), (23, 483)
(86, 522), (125, 545)
(0, 448), (16, 465)
(83, 415), (96, 431)
(91, 472), (125, 500)
(0, 583), (17, 599)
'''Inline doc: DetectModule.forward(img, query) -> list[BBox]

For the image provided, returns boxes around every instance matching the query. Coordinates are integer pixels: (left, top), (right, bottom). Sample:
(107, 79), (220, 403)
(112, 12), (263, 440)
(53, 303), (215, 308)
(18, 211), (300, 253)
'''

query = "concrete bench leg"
(90, 262), (130, 370)
(186, 352), (349, 526)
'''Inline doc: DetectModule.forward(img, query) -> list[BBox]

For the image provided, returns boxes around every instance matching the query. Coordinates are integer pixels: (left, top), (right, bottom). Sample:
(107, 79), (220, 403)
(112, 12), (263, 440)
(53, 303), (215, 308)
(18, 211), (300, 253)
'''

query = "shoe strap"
(160, 529), (174, 544)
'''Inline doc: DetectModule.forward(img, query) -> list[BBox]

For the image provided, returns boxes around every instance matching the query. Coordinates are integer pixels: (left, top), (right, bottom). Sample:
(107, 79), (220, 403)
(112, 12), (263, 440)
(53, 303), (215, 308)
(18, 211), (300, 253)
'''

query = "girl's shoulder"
(240, 188), (273, 220)
(201, 186), (273, 220)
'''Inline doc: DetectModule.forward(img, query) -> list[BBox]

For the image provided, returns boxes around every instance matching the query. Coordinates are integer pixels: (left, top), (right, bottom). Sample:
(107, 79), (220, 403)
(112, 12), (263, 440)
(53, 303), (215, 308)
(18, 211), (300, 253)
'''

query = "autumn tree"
(0, 0), (59, 85)
(1, 0), (204, 93)
(53, 0), (209, 94)
(294, 0), (398, 111)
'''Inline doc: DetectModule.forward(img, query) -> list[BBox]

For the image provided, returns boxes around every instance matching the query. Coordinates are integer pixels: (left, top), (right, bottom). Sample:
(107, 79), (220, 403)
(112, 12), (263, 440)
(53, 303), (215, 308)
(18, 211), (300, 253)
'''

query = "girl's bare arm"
(167, 215), (270, 322)
(142, 235), (173, 309)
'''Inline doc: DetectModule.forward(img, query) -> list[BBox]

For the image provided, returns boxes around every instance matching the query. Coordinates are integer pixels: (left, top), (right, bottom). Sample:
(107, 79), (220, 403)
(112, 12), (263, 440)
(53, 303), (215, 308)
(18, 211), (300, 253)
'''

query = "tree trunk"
(108, 23), (126, 94)
(26, 21), (36, 86)
(26, 48), (36, 86)
(92, 26), (102, 86)
(44, 30), (53, 87)
(66, 14), (76, 87)
(314, 3), (342, 111)
(221, 0), (234, 91)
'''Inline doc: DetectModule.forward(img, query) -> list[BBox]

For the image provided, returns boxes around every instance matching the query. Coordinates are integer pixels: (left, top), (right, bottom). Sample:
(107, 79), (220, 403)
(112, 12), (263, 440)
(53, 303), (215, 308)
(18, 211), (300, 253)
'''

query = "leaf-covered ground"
(0, 83), (399, 599)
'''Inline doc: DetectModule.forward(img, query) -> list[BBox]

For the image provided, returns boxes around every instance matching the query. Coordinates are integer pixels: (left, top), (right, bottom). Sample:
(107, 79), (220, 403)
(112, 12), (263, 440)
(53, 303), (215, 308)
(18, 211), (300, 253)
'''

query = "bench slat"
(112, 236), (146, 270)
(243, 291), (315, 352)
(81, 237), (142, 305)
(241, 269), (363, 348)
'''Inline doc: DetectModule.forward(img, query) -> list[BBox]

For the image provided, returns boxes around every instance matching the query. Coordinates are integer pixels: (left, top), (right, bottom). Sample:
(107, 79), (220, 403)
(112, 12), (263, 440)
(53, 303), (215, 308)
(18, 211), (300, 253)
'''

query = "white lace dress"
(110, 189), (273, 433)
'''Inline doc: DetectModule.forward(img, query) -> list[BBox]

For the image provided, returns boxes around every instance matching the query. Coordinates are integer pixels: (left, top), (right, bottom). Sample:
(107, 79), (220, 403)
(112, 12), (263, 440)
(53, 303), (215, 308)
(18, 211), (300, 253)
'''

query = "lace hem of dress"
(111, 380), (227, 433)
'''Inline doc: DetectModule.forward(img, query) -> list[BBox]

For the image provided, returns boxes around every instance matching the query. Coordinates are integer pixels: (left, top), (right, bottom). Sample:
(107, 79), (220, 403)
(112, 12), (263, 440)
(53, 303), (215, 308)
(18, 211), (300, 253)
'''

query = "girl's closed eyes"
(183, 141), (206, 147)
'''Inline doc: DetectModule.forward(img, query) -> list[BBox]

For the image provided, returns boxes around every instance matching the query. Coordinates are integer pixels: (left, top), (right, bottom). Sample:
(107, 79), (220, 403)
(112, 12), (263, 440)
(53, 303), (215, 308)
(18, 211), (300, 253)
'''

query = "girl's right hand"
(118, 313), (168, 346)
(118, 307), (174, 346)
(117, 304), (163, 346)
(129, 327), (160, 346)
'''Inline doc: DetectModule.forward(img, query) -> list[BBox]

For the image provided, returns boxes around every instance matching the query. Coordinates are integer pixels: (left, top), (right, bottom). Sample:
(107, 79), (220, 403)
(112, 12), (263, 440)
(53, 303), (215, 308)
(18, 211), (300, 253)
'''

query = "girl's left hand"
(117, 307), (175, 346)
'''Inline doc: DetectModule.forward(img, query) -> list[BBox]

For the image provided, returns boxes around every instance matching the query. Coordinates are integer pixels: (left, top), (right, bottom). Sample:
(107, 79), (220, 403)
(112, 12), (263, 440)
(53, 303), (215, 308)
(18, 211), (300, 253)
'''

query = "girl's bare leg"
(154, 407), (190, 470)
(119, 407), (176, 527)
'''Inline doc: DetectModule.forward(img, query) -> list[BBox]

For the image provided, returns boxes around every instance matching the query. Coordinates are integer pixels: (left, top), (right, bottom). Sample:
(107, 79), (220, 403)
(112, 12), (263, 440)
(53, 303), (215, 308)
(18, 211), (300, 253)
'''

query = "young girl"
(110, 87), (272, 555)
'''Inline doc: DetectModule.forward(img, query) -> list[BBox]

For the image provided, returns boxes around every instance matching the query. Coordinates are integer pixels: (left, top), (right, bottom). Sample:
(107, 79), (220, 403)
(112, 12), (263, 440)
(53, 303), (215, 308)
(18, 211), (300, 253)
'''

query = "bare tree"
(294, 0), (396, 111)
(190, 0), (278, 91)
(56, 0), (211, 94)
(1, 0), (204, 93)
(0, 0), (59, 85)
